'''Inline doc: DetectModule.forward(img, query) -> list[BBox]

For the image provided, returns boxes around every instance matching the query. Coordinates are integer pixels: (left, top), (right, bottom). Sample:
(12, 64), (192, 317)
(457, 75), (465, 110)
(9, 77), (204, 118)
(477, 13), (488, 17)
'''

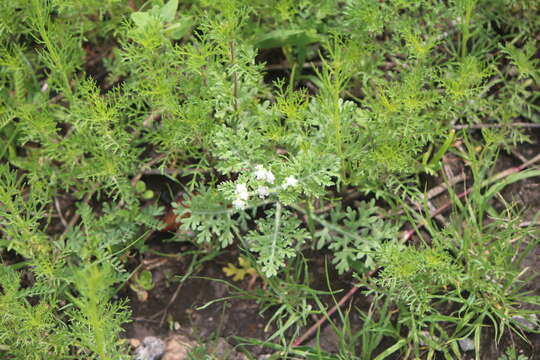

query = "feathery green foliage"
(1, 0), (539, 358)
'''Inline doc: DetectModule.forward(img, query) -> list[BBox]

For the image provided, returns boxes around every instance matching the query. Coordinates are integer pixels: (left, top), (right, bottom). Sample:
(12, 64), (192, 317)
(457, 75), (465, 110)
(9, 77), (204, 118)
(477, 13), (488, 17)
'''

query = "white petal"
(283, 176), (298, 188)
(254, 165), (267, 180)
(236, 183), (248, 194)
(233, 199), (246, 210)
(257, 186), (269, 198)
(265, 170), (275, 184)
(237, 191), (249, 200)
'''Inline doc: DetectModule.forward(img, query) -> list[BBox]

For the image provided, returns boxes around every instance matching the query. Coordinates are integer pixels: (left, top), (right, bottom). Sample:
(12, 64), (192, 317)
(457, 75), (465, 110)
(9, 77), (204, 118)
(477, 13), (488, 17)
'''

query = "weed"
(0, 0), (539, 358)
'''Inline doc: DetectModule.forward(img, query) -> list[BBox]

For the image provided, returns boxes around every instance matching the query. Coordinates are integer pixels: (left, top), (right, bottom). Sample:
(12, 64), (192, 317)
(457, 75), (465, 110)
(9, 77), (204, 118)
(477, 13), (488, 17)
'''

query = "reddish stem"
(292, 269), (378, 347)
(402, 187), (472, 241)
(292, 285), (359, 347)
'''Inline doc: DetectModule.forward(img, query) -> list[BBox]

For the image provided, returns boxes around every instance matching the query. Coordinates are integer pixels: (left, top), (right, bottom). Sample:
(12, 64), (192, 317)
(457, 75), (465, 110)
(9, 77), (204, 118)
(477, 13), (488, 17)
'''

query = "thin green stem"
(460, 1), (475, 59)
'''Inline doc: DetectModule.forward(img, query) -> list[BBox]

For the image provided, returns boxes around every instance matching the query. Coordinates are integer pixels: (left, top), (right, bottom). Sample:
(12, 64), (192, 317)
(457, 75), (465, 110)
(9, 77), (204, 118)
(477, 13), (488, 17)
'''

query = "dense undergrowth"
(1, 0), (540, 359)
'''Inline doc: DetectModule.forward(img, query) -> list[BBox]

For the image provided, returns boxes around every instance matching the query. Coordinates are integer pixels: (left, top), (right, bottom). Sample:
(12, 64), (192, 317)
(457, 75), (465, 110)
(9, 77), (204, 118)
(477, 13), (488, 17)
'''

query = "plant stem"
(292, 285), (359, 347)
(230, 41), (239, 115)
(305, 197), (316, 240)
(460, 1), (475, 58)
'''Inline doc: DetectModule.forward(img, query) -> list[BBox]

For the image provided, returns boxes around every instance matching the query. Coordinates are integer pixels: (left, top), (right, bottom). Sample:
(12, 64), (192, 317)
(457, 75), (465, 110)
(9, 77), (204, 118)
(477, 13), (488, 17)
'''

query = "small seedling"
(130, 270), (155, 302)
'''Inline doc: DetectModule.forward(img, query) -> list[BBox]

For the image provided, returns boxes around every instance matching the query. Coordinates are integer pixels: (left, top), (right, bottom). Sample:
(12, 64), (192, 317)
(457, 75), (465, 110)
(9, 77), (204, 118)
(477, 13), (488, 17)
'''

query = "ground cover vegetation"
(1, 0), (540, 358)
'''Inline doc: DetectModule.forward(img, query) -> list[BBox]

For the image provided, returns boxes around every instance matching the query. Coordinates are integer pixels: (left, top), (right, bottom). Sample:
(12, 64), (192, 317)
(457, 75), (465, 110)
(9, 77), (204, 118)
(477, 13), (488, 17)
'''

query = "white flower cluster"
(257, 186), (269, 199)
(282, 175), (298, 189)
(233, 183), (249, 210)
(231, 165), (300, 210)
(254, 165), (275, 184)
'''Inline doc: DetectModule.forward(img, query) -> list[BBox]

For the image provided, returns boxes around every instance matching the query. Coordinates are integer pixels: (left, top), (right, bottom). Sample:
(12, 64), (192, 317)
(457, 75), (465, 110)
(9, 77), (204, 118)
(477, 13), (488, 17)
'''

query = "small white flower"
(236, 183), (249, 200)
(265, 170), (275, 184)
(233, 199), (246, 210)
(257, 186), (270, 199)
(254, 165), (275, 184)
(238, 192), (249, 200)
(236, 183), (248, 194)
(283, 176), (298, 189)
(254, 165), (267, 180)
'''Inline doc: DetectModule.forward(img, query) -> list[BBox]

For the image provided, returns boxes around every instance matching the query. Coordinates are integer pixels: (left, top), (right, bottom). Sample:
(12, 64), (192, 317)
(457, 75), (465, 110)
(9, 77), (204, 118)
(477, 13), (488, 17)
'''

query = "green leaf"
(131, 11), (152, 28)
(142, 190), (154, 200)
(484, 169), (540, 204)
(373, 339), (407, 360)
(136, 270), (154, 290)
(134, 180), (146, 193)
(253, 29), (318, 49)
(160, 0), (178, 22)
(246, 204), (308, 277)
(165, 16), (194, 39)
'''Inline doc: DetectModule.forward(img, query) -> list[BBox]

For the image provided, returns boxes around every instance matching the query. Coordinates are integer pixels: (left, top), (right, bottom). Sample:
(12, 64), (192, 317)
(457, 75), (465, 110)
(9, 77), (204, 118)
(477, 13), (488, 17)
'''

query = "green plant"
(1, 0), (539, 358)
(497, 347), (530, 360)
(368, 140), (540, 359)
